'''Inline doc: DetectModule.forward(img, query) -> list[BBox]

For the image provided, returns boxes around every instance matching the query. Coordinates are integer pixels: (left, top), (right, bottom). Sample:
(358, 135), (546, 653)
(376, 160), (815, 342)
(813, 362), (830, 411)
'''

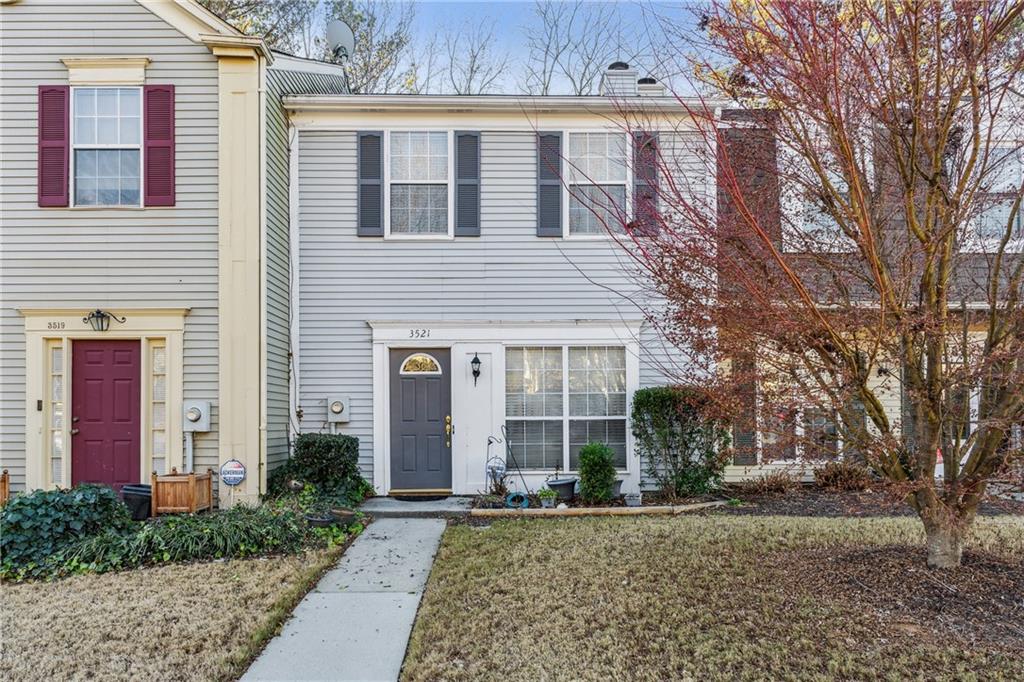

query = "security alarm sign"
(220, 459), (246, 486)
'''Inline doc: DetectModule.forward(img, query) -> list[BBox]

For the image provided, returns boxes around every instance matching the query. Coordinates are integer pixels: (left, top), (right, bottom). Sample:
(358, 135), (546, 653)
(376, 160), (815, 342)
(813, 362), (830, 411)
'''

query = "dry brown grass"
(403, 515), (1024, 682)
(0, 548), (340, 682)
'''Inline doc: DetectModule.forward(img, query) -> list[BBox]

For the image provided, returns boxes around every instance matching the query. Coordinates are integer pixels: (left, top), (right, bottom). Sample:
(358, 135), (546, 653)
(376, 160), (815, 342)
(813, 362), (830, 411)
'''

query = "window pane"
(75, 116), (96, 145)
(569, 419), (627, 469)
(152, 346), (166, 374)
(75, 149), (139, 207)
(152, 402), (166, 429)
(505, 347), (564, 416)
(569, 184), (626, 235)
(153, 375), (166, 401)
(568, 132), (627, 183)
(569, 346), (627, 416)
(119, 88), (140, 116)
(153, 430), (166, 456)
(120, 116), (140, 145)
(51, 375), (63, 401)
(977, 199), (1021, 241)
(75, 88), (95, 116)
(390, 184), (447, 233)
(97, 88), (118, 115)
(51, 347), (63, 373)
(505, 419), (563, 469)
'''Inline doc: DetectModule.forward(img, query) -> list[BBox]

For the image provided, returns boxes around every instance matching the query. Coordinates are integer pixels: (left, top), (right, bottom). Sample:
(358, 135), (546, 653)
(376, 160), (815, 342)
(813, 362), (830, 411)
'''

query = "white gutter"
(282, 94), (727, 114)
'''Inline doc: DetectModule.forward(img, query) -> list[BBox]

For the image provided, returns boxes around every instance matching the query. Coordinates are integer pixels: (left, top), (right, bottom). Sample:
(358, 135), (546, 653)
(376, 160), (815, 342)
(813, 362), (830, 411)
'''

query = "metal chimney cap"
(638, 77), (657, 85)
(608, 61), (630, 70)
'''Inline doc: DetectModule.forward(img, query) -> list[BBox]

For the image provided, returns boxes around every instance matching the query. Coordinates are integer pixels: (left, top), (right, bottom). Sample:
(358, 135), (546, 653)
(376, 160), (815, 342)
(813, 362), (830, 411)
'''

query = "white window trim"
(563, 129), (633, 240)
(505, 344), (630, 473)
(383, 128), (455, 240)
(69, 85), (144, 209)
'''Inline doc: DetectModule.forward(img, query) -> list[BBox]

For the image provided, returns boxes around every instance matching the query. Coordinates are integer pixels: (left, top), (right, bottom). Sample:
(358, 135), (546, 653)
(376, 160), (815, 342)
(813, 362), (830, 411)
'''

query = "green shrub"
(632, 386), (731, 498)
(578, 442), (617, 503)
(60, 505), (310, 576)
(814, 460), (874, 491)
(268, 433), (370, 504)
(0, 485), (133, 580)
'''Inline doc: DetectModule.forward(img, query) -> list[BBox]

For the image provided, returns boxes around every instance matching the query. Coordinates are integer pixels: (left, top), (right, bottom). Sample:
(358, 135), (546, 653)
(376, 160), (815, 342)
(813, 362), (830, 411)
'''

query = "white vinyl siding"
(296, 129), (701, 483)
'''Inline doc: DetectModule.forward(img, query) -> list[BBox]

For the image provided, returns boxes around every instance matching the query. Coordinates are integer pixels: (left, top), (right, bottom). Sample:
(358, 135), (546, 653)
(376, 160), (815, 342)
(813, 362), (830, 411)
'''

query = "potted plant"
(537, 487), (558, 508)
(545, 465), (578, 502)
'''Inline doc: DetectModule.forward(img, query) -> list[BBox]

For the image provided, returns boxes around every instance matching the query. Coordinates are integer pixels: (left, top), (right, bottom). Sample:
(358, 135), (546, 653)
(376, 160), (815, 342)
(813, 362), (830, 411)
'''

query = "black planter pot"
(546, 478), (577, 501)
(305, 514), (336, 528)
(330, 507), (356, 524)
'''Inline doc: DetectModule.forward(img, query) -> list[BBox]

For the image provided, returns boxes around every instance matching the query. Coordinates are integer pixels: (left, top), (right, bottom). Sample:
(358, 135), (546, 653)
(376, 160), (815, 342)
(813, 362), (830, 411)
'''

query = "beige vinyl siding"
(0, 0), (220, 488)
(297, 129), (687, 482)
(264, 65), (348, 472)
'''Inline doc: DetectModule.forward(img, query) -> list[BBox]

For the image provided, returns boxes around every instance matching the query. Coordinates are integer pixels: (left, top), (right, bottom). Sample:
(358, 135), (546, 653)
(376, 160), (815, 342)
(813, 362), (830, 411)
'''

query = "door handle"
(70, 428), (80, 436)
(72, 416), (79, 423)
(445, 415), (452, 448)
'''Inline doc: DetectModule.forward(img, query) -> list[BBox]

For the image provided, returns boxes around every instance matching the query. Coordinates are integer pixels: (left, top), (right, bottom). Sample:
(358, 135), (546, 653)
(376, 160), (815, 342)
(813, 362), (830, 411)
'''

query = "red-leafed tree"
(612, 0), (1023, 568)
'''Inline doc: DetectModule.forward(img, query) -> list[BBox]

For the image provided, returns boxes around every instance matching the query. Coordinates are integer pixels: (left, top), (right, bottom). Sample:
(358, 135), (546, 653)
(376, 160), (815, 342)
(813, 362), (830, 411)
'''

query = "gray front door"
(389, 348), (452, 492)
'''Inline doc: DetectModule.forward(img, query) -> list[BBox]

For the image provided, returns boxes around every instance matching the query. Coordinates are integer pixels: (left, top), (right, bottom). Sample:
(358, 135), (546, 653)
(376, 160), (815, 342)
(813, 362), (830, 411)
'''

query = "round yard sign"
(220, 459), (246, 486)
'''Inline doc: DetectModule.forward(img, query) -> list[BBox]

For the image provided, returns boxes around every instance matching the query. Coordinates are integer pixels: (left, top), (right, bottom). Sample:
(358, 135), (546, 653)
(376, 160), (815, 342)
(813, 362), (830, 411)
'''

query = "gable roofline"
(271, 51), (347, 78)
(282, 94), (726, 115)
(137, 0), (273, 62)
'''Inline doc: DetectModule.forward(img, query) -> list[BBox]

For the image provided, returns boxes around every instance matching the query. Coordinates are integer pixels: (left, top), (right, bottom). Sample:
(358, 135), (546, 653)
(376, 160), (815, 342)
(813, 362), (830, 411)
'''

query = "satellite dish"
(327, 19), (355, 61)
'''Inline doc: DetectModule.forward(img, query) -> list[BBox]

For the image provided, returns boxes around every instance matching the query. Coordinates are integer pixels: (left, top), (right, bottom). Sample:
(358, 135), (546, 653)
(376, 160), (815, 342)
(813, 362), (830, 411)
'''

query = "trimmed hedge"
(268, 433), (370, 504)
(578, 442), (618, 503)
(632, 386), (731, 498)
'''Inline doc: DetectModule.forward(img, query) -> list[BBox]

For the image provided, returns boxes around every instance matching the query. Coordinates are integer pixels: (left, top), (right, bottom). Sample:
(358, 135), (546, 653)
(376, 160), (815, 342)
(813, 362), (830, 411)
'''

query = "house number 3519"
(409, 328), (430, 338)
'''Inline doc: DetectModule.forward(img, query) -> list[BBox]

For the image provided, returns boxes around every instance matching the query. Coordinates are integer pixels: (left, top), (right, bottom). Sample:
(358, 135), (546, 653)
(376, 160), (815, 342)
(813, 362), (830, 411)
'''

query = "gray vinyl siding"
(264, 64), (348, 473)
(297, 129), (691, 482)
(0, 0), (220, 488)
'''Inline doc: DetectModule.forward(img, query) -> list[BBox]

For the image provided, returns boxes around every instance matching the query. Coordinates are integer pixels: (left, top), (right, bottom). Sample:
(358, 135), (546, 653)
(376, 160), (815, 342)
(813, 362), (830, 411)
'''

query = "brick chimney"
(599, 61), (637, 97)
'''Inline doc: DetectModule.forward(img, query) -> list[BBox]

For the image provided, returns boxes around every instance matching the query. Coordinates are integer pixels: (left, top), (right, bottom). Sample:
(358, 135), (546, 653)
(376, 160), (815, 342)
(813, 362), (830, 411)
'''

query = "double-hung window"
(505, 345), (628, 471)
(567, 132), (628, 236)
(976, 146), (1023, 244)
(388, 131), (450, 235)
(72, 87), (141, 207)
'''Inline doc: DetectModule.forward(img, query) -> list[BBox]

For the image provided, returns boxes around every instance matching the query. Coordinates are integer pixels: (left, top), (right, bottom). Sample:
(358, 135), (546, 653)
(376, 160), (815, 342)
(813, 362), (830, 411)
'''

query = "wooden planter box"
(151, 468), (213, 516)
(0, 469), (9, 507)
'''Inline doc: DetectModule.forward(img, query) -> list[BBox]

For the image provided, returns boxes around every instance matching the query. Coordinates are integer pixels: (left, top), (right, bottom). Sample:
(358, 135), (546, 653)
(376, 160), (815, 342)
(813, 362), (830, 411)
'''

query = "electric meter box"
(183, 400), (211, 432)
(326, 395), (351, 423)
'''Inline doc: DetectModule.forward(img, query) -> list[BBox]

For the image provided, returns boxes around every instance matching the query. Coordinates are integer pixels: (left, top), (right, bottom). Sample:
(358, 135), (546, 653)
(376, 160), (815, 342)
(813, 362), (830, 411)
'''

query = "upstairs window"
(975, 147), (1023, 244)
(388, 131), (450, 235)
(567, 132), (628, 236)
(72, 87), (141, 207)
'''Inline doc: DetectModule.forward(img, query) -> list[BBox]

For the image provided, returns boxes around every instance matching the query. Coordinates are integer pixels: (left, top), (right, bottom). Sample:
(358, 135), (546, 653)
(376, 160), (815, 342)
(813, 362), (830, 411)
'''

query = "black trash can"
(121, 484), (152, 521)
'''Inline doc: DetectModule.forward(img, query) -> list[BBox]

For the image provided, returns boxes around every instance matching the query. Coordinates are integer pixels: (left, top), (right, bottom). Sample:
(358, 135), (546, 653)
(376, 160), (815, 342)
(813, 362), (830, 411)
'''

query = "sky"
(387, 1), (701, 93)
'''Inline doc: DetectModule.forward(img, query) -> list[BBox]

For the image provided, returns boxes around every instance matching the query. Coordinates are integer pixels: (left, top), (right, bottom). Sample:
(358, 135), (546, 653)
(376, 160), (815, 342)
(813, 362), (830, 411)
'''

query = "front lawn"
(403, 515), (1024, 681)
(0, 548), (341, 682)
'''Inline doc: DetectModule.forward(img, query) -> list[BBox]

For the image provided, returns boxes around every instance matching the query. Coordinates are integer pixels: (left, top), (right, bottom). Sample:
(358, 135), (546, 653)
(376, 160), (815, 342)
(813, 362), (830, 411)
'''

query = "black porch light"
(83, 309), (126, 332)
(471, 353), (482, 386)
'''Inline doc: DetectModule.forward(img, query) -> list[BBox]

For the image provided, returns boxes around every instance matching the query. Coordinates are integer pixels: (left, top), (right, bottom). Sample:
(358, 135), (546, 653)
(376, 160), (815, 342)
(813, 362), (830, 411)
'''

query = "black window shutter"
(455, 131), (480, 236)
(632, 131), (659, 236)
(536, 132), (562, 237)
(357, 131), (383, 236)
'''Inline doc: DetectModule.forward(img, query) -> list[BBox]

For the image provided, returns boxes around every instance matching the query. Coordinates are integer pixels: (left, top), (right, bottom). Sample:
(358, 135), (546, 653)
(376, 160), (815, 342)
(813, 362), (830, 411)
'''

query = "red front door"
(71, 340), (141, 490)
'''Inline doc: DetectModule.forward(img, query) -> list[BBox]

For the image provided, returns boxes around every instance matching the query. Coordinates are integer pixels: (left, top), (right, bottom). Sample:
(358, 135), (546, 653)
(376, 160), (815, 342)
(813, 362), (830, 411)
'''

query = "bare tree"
(198, 0), (318, 54)
(616, 0), (1024, 568)
(443, 21), (510, 95)
(522, 0), (643, 96)
(403, 33), (443, 95)
(323, 0), (416, 94)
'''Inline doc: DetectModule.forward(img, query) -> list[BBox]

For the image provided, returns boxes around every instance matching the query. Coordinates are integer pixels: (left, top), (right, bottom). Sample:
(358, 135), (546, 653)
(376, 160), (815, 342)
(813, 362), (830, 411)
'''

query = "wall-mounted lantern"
(83, 309), (126, 332)
(471, 353), (482, 386)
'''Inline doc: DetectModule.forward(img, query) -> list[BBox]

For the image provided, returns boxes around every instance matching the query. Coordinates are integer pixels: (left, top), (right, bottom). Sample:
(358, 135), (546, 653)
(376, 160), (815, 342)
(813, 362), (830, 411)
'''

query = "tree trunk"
(922, 518), (965, 569)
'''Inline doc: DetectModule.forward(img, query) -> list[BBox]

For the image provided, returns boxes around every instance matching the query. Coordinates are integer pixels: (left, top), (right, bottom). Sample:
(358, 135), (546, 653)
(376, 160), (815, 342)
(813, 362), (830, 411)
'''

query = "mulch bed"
(779, 544), (1024, 650)
(716, 485), (1024, 517)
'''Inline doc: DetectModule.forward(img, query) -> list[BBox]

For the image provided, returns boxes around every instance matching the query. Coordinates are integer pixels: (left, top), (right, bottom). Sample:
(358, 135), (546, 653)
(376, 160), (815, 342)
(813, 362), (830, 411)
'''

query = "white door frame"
(368, 319), (644, 495)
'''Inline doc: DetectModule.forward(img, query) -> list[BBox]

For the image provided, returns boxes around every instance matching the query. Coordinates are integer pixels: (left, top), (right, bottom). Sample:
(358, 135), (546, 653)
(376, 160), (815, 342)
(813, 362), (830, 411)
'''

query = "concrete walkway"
(241, 518), (446, 682)
(359, 496), (473, 518)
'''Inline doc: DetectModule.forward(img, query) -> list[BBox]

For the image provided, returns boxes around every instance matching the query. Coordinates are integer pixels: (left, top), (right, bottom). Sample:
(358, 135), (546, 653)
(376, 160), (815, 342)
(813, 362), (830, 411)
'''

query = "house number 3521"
(409, 328), (430, 338)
